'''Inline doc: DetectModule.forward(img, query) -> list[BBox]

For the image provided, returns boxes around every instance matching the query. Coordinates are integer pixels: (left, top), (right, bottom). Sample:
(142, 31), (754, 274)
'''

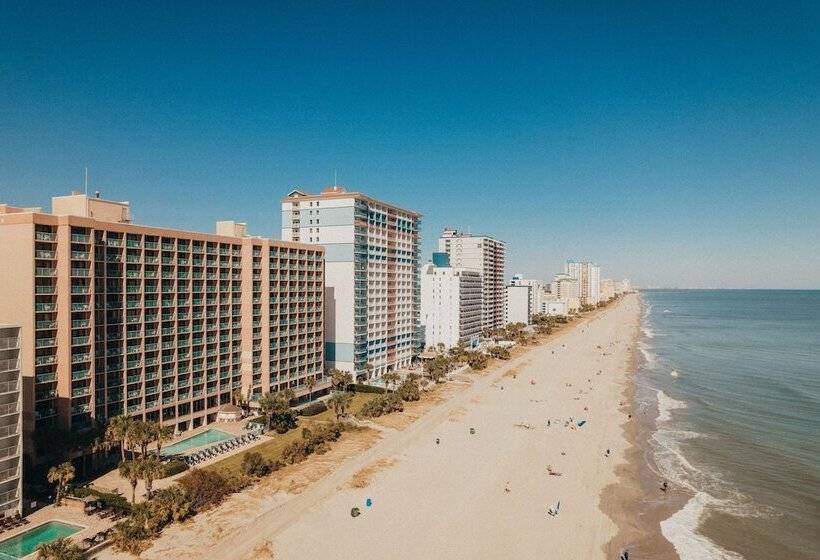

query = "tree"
(330, 369), (353, 391)
(382, 371), (400, 393)
(151, 422), (174, 458)
(138, 457), (164, 500)
(36, 537), (84, 560)
(119, 460), (141, 504)
(106, 415), (134, 463)
(258, 389), (297, 433)
(327, 391), (353, 420)
(47, 462), (75, 506)
(151, 486), (192, 523)
(306, 375), (317, 401)
(365, 362), (374, 380)
(128, 421), (155, 458)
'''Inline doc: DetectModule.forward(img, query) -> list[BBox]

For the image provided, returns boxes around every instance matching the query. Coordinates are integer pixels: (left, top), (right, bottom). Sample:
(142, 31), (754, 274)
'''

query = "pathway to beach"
(97, 294), (640, 560)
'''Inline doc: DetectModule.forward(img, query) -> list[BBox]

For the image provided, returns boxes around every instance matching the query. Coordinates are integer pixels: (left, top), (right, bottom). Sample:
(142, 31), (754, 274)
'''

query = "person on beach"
(436, 437), (440, 445)
(505, 482), (511, 493)
(605, 448), (610, 457)
(661, 481), (668, 492)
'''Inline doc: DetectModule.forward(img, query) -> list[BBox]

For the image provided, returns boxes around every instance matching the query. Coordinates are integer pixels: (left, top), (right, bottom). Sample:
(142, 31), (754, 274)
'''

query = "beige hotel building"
(0, 193), (326, 445)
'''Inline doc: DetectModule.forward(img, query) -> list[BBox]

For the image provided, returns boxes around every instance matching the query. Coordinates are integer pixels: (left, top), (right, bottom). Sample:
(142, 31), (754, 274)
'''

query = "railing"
(0, 403), (18, 416)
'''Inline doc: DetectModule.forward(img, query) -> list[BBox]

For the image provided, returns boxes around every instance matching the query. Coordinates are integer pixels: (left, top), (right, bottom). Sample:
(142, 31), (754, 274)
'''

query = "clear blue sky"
(1, 1), (818, 288)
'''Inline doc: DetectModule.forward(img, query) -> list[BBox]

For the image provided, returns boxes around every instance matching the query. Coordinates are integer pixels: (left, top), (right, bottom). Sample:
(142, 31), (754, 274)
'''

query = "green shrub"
(397, 379), (420, 402)
(178, 469), (231, 512)
(350, 383), (389, 394)
(280, 423), (346, 465)
(240, 452), (271, 477)
(299, 400), (328, 416)
(72, 487), (131, 513)
(161, 459), (189, 478)
(358, 393), (405, 417)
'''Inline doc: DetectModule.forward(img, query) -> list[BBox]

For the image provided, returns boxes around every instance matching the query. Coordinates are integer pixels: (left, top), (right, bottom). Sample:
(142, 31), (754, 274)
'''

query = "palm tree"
(327, 392), (353, 420)
(152, 486), (192, 522)
(106, 415), (133, 463)
(129, 421), (154, 458)
(382, 371), (400, 393)
(119, 460), (141, 504)
(47, 462), (75, 506)
(306, 375), (316, 401)
(152, 422), (174, 458)
(36, 537), (84, 560)
(330, 369), (353, 392)
(138, 457), (164, 499)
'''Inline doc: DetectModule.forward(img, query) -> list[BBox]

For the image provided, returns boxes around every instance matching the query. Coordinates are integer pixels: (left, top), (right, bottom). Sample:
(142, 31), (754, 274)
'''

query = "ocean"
(636, 290), (820, 560)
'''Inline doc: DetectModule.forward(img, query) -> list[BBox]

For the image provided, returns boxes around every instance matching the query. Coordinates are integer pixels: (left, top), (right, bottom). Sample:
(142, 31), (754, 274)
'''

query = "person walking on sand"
(436, 437), (440, 445)
(505, 482), (511, 493)
(661, 480), (668, 492)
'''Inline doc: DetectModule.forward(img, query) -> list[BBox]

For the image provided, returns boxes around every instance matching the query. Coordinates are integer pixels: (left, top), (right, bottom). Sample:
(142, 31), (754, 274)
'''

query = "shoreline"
(602, 293), (685, 560)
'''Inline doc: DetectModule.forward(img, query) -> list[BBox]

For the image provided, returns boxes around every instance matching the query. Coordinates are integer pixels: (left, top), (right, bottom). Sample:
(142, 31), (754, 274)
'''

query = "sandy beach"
(96, 294), (641, 560)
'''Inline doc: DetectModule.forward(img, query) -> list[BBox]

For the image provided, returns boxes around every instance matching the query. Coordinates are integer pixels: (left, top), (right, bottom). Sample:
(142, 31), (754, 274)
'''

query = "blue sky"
(1, 1), (818, 288)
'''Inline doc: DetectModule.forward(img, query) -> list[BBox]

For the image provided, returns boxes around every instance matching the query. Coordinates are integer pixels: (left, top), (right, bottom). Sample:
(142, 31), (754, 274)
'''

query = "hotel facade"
(437, 228), (506, 332)
(0, 325), (22, 516)
(564, 261), (601, 306)
(281, 186), (421, 379)
(0, 193), (325, 444)
(420, 257), (482, 349)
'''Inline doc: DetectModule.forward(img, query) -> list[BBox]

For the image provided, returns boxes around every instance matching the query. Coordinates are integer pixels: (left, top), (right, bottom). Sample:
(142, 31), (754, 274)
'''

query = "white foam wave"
(638, 343), (657, 368)
(657, 390), (686, 422)
(661, 493), (744, 560)
(670, 370), (680, 378)
(642, 325), (655, 339)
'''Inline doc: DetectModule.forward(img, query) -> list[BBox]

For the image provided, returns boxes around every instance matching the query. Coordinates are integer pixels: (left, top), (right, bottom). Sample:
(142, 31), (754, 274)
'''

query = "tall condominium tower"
(0, 324), (22, 516)
(420, 257), (482, 349)
(0, 193), (325, 445)
(281, 186), (421, 379)
(564, 261), (601, 305)
(438, 228), (506, 331)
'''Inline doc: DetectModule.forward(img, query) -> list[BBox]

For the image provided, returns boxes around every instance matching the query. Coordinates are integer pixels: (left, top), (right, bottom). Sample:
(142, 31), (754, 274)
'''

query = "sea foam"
(657, 390), (686, 422)
(660, 493), (744, 560)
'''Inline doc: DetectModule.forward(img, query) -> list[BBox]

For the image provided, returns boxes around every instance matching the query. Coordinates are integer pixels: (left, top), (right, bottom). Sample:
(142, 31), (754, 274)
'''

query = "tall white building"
(282, 186), (421, 379)
(420, 259), (482, 349)
(505, 284), (532, 325)
(564, 261), (601, 305)
(0, 325), (22, 516)
(438, 228), (505, 332)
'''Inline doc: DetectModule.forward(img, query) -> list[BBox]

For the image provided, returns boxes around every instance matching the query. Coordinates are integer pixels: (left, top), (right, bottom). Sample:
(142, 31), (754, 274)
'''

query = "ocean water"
(637, 290), (820, 560)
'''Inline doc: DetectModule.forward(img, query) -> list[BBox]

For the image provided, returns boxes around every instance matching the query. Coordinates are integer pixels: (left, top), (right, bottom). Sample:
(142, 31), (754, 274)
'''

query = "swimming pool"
(160, 429), (233, 456)
(0, 521), (83, 559)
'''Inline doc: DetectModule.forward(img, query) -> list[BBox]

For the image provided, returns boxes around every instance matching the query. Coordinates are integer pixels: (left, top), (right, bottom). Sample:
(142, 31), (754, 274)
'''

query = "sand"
(95, 294), (641, 560)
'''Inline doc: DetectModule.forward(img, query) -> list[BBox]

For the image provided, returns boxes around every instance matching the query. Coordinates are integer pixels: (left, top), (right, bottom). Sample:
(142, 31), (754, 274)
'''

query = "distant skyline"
(1, 2), (818, 288)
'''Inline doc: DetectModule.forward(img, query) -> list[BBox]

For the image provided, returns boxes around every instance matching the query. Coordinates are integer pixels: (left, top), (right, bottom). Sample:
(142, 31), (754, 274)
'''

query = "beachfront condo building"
(437, 228), (506, 332)
(281, 186), (421, 379)
(505, 284), (532, 325)
(420, 255), (482, 349)
(0, 325), (22, 516)
(564, 261), (601, 306)
(0, 193), (326, 448)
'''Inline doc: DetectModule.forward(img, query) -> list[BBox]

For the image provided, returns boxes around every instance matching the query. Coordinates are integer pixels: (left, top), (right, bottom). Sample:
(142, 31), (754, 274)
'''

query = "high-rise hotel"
(438, 228), (506, 332)
(282, 186), (421, 379)
(564, 261), (601, 306)
(0, 193), (325, 443)
(0, 324), (22, 515)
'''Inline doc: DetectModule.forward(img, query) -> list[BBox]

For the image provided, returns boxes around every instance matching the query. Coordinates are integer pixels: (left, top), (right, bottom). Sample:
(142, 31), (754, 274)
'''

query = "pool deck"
(0, 504), (113, 559)
(90, 420), (267, 501)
